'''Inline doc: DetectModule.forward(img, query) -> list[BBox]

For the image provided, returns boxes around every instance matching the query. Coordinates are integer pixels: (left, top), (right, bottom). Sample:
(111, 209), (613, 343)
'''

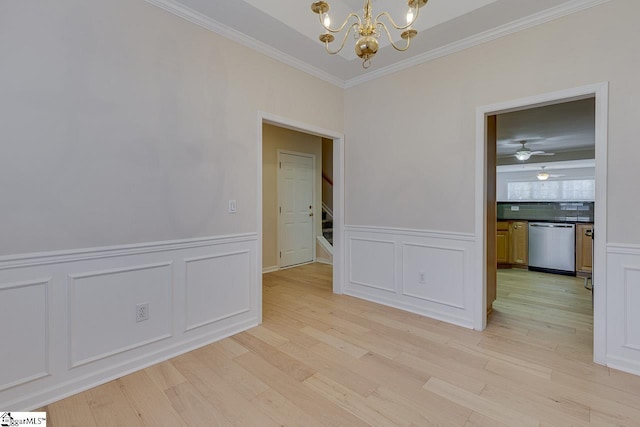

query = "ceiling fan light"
(515, 152), (531, 161)
(537, 172), (549, 181)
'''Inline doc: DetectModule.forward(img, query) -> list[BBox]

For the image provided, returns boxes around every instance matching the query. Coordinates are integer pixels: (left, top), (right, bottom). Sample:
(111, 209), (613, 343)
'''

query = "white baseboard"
(0, 233), (259, 410)
(316, 257), (332, 265)
(344, 287), (473, 329)
(606, 355), (640, 378)
(262, 265), (279, 274)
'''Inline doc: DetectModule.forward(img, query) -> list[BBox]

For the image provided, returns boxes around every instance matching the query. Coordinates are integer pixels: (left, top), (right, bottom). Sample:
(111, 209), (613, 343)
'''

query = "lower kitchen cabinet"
(576, 223), (594, 275)
(496, 220), (528, 267)
(497, 221), (510, 265)
(510, 221), (528, 266)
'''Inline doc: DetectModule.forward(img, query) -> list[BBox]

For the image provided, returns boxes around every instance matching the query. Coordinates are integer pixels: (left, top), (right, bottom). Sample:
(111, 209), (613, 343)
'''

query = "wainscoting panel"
(402, 243), (465, 309)
(345, 226), (475, 328)
(185, 251), (251, 331)
(349, 238), (395, 292)
(68, 263), (173, 368)
(0, 278), (50, 392)
(607, 244), (640, 375)
(0, 234), (258, 410)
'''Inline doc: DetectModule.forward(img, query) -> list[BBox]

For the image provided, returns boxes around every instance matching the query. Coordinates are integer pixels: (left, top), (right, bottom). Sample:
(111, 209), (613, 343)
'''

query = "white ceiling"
(147, 0), (609, 87)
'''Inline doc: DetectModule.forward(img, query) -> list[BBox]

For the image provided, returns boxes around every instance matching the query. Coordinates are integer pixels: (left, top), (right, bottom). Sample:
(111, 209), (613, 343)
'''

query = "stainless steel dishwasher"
(528, 222), (576, 275)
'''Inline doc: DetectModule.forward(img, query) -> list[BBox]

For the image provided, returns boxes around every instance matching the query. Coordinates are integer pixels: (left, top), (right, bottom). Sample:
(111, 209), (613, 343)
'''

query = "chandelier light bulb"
(406, 9), (414, 25)
(323, 13), (331, 27)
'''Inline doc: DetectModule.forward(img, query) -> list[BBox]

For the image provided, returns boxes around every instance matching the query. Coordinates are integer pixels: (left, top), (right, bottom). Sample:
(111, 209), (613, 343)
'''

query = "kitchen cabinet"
(496, 221), (510, 265)
(576, 223), (593, 275)
(510, 221), (528, 266)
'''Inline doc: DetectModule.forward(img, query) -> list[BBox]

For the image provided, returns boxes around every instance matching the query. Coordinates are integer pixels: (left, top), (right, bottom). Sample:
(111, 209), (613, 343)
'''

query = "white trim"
(316, 258), (332, 265)
(607, 243), (640, 255)
(606, 356), (640, 378)
(345, 0), (612, 88)
(0, 278), (51, 392)
(344, 287), (474, 330)
(144, 0), (344, 88)
(345, 225), (475, 242)
(474, 82), (609, 366)
(13, 317), (257, 412)
(0, 233), (259, 410)
(67, 262), (174, 368)
(145, 0), (610, 89)
(262, 265), (279, 274)
(345, 226), (475, 327)
(277, 150), (317, 269)
(322, 202), (333, 219)
(258, 111), (345, 297)
(317, 235), (333, 257)
(0, 233), (257, 270)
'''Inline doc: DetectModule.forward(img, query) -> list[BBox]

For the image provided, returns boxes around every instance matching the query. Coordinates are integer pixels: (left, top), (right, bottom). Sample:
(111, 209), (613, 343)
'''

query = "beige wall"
(0, 0), (343, 256)
(262, 124), (323, 269)
(345, 0), (640, 244)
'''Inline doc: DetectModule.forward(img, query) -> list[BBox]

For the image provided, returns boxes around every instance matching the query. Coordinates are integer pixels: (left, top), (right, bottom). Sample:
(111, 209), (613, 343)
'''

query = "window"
(507, 179), (595, 201)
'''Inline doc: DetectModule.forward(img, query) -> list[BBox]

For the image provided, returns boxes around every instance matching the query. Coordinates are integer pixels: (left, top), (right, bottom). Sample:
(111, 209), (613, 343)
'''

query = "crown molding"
(146, 0), (611, 90)
(144, 0), (346, 88)
(344, 0), (612, 88)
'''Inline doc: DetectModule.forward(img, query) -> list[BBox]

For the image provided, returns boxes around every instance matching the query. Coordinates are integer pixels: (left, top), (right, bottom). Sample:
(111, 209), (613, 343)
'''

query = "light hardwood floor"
(41, 263), (640, 426)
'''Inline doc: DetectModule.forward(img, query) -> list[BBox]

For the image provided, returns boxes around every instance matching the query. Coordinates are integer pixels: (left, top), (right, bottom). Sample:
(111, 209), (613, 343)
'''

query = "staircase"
(322, 207), (333, 246)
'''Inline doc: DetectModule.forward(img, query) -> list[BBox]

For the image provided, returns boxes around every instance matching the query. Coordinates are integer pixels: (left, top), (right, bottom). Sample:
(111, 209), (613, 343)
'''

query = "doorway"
(474, 83), (608, 364)
(257, 112), (345, 322)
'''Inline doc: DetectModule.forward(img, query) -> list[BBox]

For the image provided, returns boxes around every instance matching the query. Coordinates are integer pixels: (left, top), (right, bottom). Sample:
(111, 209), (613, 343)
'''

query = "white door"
(279, 152), (314, 268)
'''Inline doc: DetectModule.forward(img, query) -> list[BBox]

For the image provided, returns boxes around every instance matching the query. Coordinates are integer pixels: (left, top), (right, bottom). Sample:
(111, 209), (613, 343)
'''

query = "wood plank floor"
(41, 263), (640, 426)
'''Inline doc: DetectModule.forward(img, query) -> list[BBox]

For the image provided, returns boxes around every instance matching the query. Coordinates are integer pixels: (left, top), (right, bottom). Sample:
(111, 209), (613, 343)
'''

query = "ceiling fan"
(513, 140), (555, 161)
(536, 166), (564, 181)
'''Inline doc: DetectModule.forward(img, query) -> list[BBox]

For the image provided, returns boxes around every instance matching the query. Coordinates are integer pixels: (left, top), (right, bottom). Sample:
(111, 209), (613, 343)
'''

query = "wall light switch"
(228, 200), (237, 213)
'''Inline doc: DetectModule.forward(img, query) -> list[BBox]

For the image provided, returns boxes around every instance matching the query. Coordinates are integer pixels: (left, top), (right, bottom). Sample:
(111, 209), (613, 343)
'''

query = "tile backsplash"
(497, 202), (594, 222)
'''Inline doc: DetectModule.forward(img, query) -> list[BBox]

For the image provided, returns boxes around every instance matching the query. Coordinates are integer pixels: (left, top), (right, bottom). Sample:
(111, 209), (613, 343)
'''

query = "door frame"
(473, 82), (609, 365)
(257, 111), (345, 322)
(277, 149), (316, 269)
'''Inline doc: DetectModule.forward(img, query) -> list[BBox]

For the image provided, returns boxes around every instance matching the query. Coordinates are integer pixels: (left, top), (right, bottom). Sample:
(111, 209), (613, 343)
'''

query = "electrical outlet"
(136, 303), (149, 322)
(419, 272), (426, 284)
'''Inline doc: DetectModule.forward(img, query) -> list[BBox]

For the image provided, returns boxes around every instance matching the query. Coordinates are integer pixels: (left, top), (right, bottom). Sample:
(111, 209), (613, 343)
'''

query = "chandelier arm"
(378, 22), (412, 52)
(319, 12), (361, 33)
(324, 23), (359, 55)
(374, 5), (420, 31)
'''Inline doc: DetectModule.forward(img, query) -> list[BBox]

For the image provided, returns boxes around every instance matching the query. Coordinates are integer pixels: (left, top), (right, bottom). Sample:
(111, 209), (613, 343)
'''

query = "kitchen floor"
(493, 268), (594, 358)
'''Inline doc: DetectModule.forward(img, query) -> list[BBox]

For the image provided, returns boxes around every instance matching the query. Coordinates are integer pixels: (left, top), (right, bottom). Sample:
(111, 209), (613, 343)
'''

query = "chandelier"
(311, 0), (429, 69)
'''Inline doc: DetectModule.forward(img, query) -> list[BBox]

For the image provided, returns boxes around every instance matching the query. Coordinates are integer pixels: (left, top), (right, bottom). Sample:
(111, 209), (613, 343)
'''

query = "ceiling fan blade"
(532, 152), (555, 156)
